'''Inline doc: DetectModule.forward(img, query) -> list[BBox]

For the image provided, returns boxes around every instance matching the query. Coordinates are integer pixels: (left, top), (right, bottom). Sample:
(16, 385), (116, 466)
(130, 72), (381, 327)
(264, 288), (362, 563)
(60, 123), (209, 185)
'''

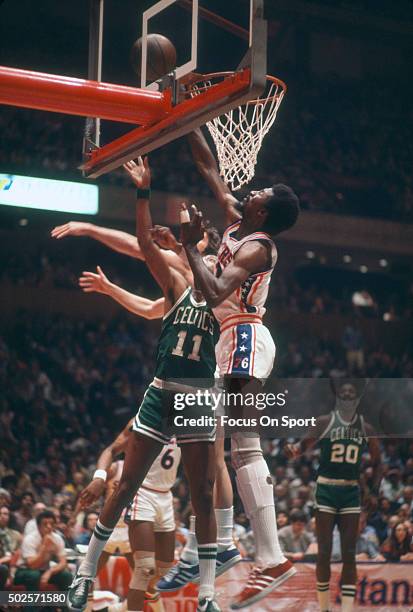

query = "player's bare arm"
(51, 221), (192, 282)
(181, 204), (268, 307)
(284, 414), (332, 459)
(78, 420), (133, 509)
(124, 157), (187, 311)
(188, 128), (240, 225)
(364, 422), (382, 494)
(79, 265), (164, 320)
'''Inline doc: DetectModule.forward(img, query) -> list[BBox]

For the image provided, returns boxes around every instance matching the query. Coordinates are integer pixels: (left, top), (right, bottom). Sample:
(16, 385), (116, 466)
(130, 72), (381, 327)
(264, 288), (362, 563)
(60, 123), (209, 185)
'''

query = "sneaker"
(67, 574), (94, 612)
(156, 559), (200, 591)
(230, 559), (297, 609)
(215, 547), (242, 577)
(197, 598), (221, 612)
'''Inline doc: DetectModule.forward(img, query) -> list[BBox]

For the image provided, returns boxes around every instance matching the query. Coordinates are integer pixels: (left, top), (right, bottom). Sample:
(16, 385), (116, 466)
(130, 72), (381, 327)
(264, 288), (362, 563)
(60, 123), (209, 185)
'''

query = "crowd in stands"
(1, 235), (412, 326)
(1, 71), (412, 222)
(1, 308), (412, 592)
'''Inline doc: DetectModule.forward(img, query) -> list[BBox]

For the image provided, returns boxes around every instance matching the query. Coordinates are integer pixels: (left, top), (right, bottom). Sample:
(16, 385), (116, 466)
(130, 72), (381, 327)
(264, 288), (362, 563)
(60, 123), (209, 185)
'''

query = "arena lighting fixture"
(379, 259), (388, 267)
(343, 254), (352, 263)
(360, 265), (368, 273)
(18, 218), (28, 226)
(306, 250), (315, 259)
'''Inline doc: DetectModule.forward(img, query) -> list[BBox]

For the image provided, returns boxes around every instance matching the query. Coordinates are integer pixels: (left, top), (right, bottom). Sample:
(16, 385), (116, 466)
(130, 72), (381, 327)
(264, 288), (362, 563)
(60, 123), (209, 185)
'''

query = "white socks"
(79, 520), (113, 577)
(341, 585), (356, 611)
(317, 581), (330, 611)
(235, 459), (285, 568)
(198, 543), (217, 601)
(215, 507), (235, 551)
(181, 510), (235, 564)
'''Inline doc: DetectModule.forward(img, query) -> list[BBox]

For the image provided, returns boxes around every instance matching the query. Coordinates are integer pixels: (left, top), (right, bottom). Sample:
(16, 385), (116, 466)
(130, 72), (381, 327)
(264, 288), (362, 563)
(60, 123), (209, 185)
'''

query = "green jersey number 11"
(172, 331), (203, 362)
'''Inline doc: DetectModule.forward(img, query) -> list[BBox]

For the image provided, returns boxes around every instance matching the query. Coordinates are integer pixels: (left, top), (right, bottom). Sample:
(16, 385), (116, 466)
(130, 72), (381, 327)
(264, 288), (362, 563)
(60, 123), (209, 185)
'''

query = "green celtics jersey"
(154, 287), (218, 384)
(318, 411), (367, 481)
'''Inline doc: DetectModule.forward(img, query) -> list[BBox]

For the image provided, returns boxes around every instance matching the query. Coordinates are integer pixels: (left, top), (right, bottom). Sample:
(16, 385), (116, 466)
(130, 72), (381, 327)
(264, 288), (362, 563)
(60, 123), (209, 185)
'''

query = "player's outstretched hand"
(180, 203), (204, 247)
(79, 266), (111, 294)
(150, 225), (181, 252)
(77, 479), (106, 510)
(51, 221), (91, 239)
(123, 156), (151, 189)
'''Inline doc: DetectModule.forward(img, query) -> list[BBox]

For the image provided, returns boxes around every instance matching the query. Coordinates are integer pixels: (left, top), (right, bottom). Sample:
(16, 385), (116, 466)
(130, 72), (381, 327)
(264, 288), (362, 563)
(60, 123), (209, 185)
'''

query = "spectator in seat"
(74, 511), (98, 546)
(278, 510), (314, 561)
(14, 510), (72, 591)
(13, 491), (35, 532)
(381, 520), (413, 562)
(24, 503), (47, 536)
(356, 511), (384, 561)
(0, 505), (22, 589)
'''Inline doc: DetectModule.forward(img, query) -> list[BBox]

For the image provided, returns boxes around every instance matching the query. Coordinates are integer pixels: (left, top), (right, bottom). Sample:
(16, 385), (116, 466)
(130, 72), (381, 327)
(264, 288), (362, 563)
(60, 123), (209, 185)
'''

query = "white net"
(190, 74), (286, 191)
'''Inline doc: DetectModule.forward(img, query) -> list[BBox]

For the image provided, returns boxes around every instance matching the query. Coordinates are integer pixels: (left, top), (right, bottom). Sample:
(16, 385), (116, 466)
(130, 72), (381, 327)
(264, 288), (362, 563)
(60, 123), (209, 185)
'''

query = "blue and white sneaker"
(215, 547), (242, 577)
(156, 559), (200, 591)
(197, 598), (221, 612)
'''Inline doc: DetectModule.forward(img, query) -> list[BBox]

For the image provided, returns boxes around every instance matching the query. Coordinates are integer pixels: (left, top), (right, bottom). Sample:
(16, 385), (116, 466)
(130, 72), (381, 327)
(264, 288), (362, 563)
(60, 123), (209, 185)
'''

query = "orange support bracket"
(0, 65), (172, 125)
(81, 68), (254, 178)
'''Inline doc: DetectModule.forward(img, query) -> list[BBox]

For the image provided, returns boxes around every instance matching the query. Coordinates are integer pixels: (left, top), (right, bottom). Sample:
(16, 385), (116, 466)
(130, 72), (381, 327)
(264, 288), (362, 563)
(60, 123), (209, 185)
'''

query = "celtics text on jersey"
(318, 410), (367, 483)
(154, 286), (219, 385)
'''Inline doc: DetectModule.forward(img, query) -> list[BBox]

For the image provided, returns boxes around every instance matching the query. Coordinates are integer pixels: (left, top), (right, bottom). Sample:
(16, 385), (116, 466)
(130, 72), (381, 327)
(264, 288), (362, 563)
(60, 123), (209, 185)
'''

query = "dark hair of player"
(262, 184), (300, 236)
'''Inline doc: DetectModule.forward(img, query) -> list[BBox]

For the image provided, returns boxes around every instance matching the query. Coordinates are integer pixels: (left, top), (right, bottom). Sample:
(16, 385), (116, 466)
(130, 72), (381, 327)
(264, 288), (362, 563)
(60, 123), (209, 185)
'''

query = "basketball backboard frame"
(81, 0), (267, 178)
(141, 0), (199, 89)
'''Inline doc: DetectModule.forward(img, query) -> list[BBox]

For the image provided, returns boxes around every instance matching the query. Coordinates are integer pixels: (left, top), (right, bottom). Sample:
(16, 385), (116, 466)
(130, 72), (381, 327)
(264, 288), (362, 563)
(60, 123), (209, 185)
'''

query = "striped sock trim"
(94, 520), (113, 541)
(342, 584), (356, 596)
(198, 544), (217, 560)
(317, 581), (330, 592)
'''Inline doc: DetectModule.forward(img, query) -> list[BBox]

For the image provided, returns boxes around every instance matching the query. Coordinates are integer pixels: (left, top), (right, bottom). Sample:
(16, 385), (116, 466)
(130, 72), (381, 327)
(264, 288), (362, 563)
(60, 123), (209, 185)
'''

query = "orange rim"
(187, 71), (287, 104)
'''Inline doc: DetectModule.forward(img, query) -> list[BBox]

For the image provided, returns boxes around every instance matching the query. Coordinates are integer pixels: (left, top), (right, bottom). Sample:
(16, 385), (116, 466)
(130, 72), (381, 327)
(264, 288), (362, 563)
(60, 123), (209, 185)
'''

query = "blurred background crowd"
(1, 0), (413, 596)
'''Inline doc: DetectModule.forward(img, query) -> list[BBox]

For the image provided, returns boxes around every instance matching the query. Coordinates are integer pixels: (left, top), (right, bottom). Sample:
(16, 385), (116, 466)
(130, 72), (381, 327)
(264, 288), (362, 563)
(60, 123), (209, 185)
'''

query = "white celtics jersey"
(142, 441), (181, 493)
(214, 221), (277, 327)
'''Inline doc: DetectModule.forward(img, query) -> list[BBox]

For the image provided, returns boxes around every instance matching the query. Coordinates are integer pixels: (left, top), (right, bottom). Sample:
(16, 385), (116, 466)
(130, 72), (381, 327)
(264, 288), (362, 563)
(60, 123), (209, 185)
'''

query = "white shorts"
(104, 527), (131, 554)
(125, 486), (175, 533)
(215, 323), (275, 381)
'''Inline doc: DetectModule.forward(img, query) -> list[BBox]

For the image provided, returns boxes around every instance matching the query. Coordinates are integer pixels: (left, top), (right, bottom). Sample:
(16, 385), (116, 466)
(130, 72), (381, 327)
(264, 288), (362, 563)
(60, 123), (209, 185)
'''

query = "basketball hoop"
(189, 72), (286, 191)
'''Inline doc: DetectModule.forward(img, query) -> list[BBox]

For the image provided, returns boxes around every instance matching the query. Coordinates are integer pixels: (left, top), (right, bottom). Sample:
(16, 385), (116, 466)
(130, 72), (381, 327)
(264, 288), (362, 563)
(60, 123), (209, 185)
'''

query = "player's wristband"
(93, 469), (107, 482)
(136, 188), (151, 200)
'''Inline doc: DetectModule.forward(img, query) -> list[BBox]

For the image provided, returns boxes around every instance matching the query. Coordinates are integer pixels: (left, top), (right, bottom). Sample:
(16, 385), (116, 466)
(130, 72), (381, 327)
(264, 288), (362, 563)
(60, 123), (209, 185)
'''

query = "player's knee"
(129, 551), (156, 592)
(341, 547), (356, 565)
(230, 433), (263, 471)
(235, 458), (274, 518)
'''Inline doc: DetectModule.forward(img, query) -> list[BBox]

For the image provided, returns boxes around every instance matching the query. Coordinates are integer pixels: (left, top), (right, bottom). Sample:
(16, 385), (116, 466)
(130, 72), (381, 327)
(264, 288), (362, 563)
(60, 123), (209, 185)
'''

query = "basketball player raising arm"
(78, 265), (164, 320)
(181, 128), (300, 609)
(68, 156), (220, 612)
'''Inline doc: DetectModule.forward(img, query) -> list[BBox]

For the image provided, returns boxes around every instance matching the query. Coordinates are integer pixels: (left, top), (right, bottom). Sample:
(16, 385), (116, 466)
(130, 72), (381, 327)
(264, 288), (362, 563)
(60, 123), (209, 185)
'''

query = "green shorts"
(133, 383), (216, 445)
(315, 481), (361, 515)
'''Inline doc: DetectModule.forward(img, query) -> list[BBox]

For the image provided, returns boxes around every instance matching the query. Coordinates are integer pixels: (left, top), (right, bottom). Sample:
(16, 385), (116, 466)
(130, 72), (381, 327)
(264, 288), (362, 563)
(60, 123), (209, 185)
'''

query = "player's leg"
(180, 441), (218, 610)
(229, 376), (296, 609)
(214, 434), (242, 572)
(337, 512), (360, 612)
(315, 510), (336, 612)
(128, 520), (157, 612)
(68, 432), (162, 611)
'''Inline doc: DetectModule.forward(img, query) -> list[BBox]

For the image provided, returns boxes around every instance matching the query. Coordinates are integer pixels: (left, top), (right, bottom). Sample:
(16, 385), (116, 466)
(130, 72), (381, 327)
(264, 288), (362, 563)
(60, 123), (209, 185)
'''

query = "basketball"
(131, 33), (177, 82)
